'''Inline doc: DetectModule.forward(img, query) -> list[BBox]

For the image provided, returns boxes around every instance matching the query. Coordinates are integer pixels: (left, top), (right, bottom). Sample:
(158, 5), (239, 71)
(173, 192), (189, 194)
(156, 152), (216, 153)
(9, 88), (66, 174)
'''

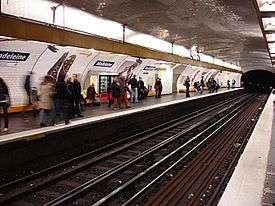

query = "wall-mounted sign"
(94, 60), (114, 67)
(143, 66), (156, 71)
(0, 51), (30, 61)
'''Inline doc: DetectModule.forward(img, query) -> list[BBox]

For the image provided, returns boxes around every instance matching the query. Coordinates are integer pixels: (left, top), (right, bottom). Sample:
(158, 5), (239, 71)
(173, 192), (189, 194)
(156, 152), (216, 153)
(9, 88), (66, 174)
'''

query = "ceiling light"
(259, 0), (275, 11)
(266, 33), (275, 41)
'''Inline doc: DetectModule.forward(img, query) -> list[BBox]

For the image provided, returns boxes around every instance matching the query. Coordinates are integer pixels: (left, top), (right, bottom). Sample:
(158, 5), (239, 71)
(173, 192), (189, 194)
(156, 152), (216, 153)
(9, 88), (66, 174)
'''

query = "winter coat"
(39, 82), (55, 109)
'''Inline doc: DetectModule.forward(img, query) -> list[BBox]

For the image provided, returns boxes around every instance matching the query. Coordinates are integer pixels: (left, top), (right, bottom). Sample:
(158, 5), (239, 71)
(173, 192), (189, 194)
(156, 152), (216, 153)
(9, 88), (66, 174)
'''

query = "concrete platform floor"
(0, 90), (222, 136)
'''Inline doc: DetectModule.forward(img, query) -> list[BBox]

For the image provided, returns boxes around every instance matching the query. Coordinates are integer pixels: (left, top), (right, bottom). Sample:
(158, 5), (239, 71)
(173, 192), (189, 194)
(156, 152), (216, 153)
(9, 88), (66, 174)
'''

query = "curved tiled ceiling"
(52, 0), (273, 72)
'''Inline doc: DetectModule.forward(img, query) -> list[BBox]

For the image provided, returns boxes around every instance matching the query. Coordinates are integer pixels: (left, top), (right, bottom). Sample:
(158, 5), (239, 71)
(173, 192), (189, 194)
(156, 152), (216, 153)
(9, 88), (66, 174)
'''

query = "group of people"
(110, 75), (147, 110)
(39, 74), (84, 126)
(184, 76), (220, 98)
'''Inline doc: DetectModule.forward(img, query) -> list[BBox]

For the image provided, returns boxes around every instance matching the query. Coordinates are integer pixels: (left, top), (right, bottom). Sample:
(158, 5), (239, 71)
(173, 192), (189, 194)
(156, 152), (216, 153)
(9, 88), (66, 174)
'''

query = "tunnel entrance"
(241, 70), (275, 93)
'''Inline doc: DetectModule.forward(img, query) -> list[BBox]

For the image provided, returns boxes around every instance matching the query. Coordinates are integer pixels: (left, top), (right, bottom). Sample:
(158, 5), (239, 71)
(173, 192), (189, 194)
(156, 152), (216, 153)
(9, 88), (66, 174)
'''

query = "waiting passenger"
(232, 79), (236, 88)
(72, 74), (83, 117)
(138, 77), (146, 100)
(107, 82), (112, 107)
(23, 72), (39, 117)
(200, 77), (205, 94)
(86, 84), (96, 105)
(0, 78), (10, 132)
(111, 78), (121, 110)
(207, 77), (215, 93)
(154, 78), (162, 98)
(129, 75), (138, 103)
(184, 76), (191, 98)
(227, 80), (231, 90)
(39, 76), (55, 127)
(194, 81), (200, 95)
(53, 80), (71, 125)
(119, 75), (130, 109)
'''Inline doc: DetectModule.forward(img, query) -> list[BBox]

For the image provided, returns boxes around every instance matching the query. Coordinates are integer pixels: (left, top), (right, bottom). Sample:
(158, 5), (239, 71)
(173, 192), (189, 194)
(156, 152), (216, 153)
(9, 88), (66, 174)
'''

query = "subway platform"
(0, 90), (214, 136)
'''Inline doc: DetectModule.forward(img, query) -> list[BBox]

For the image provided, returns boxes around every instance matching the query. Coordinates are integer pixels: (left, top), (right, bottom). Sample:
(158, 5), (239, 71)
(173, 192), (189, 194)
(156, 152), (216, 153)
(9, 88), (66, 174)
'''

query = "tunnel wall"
(241, 70), (275, 93)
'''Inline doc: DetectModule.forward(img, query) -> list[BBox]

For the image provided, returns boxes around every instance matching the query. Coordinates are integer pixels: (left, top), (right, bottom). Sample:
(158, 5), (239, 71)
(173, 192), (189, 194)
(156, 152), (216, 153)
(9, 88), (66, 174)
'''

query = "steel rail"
(0, 95), (249, 204)
(91, 95), (257, 206)
(46, 95), (255, 206)
(0, 94), (247, 191)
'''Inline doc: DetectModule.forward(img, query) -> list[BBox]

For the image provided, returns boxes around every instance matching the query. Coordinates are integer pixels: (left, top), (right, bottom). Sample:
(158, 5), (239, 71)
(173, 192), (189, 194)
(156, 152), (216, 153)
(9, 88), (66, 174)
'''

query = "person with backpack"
(0, 78), (10, 132)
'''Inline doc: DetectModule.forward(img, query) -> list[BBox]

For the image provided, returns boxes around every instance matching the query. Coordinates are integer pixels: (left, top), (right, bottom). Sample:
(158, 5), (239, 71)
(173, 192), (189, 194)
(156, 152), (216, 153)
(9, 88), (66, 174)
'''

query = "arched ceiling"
(52, 0), (273, 73)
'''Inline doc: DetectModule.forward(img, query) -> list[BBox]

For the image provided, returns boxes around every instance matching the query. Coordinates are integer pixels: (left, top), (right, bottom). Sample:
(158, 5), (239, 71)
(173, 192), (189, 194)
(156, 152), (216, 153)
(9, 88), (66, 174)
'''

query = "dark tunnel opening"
(241, 70), (275, 93)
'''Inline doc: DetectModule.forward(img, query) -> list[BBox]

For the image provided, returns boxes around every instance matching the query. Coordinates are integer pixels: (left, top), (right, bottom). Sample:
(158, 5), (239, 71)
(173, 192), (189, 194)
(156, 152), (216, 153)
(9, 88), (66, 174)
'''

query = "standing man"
(200, 77), (205, 94)
(184, 76), (191, 98)
(129, 75), (138, 103)
(232, 79), (236, 88)
(154, 78), (163, 98)
(72, 74), (83, 117)
(227, 80), (231, 90)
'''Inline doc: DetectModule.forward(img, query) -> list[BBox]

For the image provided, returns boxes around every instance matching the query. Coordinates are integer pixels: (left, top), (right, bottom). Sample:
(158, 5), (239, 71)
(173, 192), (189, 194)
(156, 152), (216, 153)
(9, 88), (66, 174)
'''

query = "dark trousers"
(53, 98), (70, 124)
(0, 104), (8, 128)
(186, 87), (190, 97)
(73, 99), (81, 116)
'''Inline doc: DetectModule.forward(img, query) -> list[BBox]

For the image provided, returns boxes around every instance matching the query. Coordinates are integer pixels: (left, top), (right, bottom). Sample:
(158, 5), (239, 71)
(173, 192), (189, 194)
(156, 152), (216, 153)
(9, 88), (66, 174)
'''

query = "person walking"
(0, 78), (10, 132)
(129, 75), (138, 103)
(39, 76), (55, 127)
(184, 76), (191, 98)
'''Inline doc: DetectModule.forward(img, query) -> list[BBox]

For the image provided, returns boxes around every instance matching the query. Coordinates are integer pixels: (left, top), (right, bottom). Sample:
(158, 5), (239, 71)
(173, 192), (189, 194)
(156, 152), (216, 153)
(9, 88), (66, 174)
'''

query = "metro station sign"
(94, 60), (114, 67)
(0, 51), (30, 61)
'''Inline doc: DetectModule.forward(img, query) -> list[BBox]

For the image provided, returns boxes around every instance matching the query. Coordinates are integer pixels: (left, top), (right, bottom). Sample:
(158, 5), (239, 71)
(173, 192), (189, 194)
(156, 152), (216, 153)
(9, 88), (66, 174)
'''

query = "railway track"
(145, 95), (267, 206)
(0, 93), (265, 206)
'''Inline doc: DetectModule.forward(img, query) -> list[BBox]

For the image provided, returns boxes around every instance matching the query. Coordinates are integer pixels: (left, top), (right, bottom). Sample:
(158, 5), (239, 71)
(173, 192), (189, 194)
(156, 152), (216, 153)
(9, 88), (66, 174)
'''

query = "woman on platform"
(0, 78), (10, 132)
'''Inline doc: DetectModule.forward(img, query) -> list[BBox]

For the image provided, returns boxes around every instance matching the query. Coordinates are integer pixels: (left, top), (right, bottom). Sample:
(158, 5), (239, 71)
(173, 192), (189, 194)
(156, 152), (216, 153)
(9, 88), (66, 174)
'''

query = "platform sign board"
(0, 51), (30, 61)
(143, 66), (156, 71)
(94, 60), (114, 68)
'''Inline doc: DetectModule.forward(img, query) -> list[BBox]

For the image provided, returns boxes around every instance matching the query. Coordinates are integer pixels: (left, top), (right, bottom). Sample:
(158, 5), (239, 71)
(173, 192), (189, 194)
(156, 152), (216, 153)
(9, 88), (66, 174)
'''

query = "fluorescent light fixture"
(262, 18), (275, 30)
(266, 33), (275, 41)
(0, 0), (241, 71)
(269, 43), (275, 49)
(258, 0), (275, 11)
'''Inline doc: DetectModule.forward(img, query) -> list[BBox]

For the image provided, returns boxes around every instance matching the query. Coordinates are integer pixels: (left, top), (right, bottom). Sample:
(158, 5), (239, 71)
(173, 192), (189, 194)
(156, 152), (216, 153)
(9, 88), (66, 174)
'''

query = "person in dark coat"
(138, 77), (145, 100)
(154, 78), (162, 98)
(129, 75), (138, 103)
(111, 78), (121, 110)
(200, 77), (205, 94)
(184, 76), (191, 98)
(0, 78), (10, 132)
(53, 80), (72, 125)
(86, 84), (96, 105)
(107, 82), (112, 107)
(71, 74), (83, 117)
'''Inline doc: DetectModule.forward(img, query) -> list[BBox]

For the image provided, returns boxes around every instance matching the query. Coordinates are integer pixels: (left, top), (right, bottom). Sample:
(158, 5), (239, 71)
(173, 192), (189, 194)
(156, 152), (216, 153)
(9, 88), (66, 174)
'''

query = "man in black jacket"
(72, 74), (83, 117)
(129, 75), (138, 103)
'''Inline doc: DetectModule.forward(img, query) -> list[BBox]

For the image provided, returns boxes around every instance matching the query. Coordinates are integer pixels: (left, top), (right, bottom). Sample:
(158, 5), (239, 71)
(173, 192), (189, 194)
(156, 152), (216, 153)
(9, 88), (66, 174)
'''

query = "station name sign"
(143, 66), (156, 71)
(94, 60), (114, 67)
(0, 51), (30, 61)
